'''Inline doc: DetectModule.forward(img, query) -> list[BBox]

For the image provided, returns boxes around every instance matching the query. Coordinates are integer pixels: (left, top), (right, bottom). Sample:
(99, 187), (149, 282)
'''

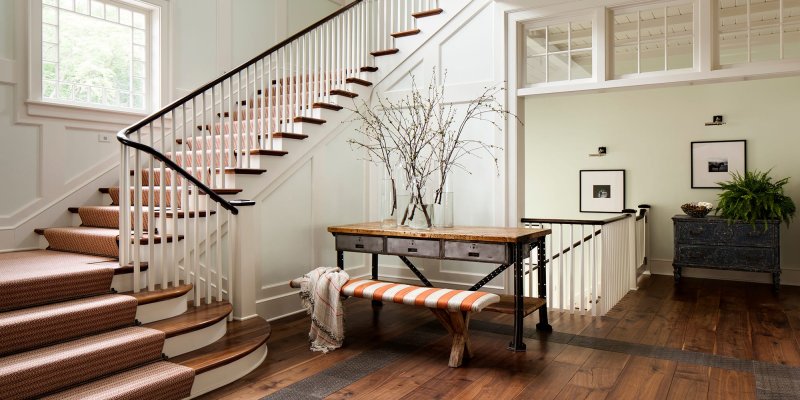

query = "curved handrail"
(116, 0), (366, 214)
(521, 214), (631, 226)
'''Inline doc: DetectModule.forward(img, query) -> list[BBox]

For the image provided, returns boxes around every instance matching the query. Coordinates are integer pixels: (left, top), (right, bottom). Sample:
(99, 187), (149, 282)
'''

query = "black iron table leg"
(371, 253), (382, 308)
(337, 250), (344, 269)
(508, 243), (526, 351)
(535, 237), (552, 332)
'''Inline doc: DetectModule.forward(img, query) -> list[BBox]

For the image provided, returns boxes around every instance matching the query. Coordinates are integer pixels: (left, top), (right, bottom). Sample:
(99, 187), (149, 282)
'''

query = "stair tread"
(171, 317), (270, 374)
(329, 89), (359, 98)
(143, 300), (232, 338)
(412, 8), (443, 18)
(371, 48), (400, 57)
(250, 149), (289, 156)
(0, 250), (114, 312)
(69, 206), (216, 219)
(40, 361), (194, 400)
(122, 283), (193, 306)
(360, 66), (379, 72)
(345, 77), (373, 86)
(391, 28), (421, 38)
(0, 326), (165, 400)
(313, 102), (344, 111)
(219, 167), (267, 175)
(37, 226), (184, 245)
(0, 294), (137, 356)
(293, 116), (326, 124)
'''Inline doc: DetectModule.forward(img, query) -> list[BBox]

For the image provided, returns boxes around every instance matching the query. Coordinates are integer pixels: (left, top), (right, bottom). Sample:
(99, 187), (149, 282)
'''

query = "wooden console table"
(328, 222), (552, 351)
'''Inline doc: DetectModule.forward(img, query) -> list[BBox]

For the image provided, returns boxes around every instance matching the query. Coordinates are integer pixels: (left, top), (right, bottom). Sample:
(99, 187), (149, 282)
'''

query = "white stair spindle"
(170, 110), (179, 287)
(133, 142), (142, 293)
(159, 117), (168, 290)
(147, 124), (155, 292)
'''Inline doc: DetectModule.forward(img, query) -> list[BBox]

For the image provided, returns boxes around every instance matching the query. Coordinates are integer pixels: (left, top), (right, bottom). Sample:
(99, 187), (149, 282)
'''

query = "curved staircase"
(4, 0), (455, 398)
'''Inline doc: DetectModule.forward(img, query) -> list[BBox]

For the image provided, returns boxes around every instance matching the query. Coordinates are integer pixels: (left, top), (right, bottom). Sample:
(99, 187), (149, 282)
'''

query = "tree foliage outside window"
(42, 0), (149, 111)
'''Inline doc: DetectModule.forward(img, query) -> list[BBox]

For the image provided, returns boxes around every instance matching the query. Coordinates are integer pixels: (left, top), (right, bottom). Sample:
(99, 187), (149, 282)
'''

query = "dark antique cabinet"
(672, 215), (781, 291)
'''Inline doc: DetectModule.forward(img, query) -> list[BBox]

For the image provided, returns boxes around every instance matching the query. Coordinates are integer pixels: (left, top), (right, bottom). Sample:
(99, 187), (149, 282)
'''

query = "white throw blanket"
(296, 267), (350, 353)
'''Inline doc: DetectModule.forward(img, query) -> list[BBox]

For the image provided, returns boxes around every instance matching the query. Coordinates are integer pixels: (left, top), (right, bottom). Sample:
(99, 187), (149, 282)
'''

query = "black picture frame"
(691, 140), (747, 189)
(579, 169), (626, 213)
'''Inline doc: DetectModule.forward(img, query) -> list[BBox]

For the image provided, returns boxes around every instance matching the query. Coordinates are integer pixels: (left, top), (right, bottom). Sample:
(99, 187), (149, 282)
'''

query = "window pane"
(526, 55), (546, 84)
(43, 42), (58, 62)
(667, 5), (693, 70)
(105, 89), (118, 106)
(90, 87), (103, 104)
(785, 24), (800, 59)
(133, 12), (145, 29)
(43, 62), (58, 80)
(59, 0), (74, 11)
(43, 80), (57, 98)
(105, 4), (119, 22)
(750, 0), (780, 62)
(43, 6), (58, 25)
(570, 50), (592, 79)
(133, 77), (145, 93)
(119, 91), (131, 107)
(119, 8), (132, 26)
(43, 24), (58, 43)
(75, 0), (89, 14)
(526, 28), (546, 56)
(133, 29), (146, 45)
(570, 21), (592, 50)
(90, 0), (104, 18)
(548, 24), (569, 53)
(133, 60), (146, 77)
(640, 8), (665, 73)
(133, 93), (144, 109)
(548, 53), (569, 82)
(133, 45), (146, 61)
(43, 0), (58, 6)
(75, 85), (90, 102)
(615, 44), (638, 75)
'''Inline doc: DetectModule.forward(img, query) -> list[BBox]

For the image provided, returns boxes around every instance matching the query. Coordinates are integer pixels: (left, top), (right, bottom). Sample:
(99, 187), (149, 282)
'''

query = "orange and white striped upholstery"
(341, 279), (500, 313)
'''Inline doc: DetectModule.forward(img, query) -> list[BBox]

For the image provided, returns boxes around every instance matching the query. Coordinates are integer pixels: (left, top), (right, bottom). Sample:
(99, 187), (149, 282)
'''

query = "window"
(718, 0), (800, 65)
(37, 0), (161, 112)
(524, 19), (593, 85)
(613, 3), (694, 76)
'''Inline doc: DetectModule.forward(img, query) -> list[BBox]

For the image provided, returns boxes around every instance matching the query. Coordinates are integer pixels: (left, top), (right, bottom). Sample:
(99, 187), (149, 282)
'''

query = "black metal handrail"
(116, 0), (366, 214)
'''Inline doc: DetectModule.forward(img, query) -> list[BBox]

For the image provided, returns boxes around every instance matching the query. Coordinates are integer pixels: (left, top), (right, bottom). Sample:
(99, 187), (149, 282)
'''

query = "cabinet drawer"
(386, 238), (440, 258)
(444, 241), (509, 264)
(336, 235), (384, 253)
(675, 244), (778, 271)
(675, 220), (778, 247)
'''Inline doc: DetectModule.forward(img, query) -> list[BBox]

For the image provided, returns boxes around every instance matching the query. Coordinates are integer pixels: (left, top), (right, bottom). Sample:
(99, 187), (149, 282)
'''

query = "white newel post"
(230, 200), (259, 320)
(625, 210), (637, 291)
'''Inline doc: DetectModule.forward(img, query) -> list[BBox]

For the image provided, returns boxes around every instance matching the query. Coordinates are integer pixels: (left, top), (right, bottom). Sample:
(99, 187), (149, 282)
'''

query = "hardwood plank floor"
(199, 274), (800, 399)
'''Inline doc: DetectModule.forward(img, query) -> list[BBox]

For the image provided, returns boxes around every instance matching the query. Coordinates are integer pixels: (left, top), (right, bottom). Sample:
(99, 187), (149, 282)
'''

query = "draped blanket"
(296, 267), (350, 353)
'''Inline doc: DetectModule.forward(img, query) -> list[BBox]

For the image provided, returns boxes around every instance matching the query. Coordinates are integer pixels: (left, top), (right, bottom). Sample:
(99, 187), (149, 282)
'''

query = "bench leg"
(430, 309), (472, 368)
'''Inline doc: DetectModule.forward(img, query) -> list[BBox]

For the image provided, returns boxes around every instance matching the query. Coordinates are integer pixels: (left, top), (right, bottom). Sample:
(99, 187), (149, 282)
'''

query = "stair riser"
(135, 291), (190, 324)
(162, 317), (227, 358)
(110, 270), (148, 293)
(188, 343), (268, 398)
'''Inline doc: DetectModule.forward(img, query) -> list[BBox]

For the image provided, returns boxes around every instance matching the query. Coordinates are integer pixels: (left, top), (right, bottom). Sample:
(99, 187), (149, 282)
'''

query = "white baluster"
(170, 110), (179, 287)
(159, 117), (168, 290)
(147, 123), (155, 292)
(133, 140), (142, 293)
(216, 201), (222, 302)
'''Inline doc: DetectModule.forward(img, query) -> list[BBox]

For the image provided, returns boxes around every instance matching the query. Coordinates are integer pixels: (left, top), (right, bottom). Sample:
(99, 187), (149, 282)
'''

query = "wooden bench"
(291, 278), (500, 367)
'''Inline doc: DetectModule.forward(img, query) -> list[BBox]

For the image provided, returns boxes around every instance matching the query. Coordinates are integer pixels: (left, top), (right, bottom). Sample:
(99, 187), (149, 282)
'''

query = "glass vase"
(380, 178), (397, 228)
(433, 186), (454, 228)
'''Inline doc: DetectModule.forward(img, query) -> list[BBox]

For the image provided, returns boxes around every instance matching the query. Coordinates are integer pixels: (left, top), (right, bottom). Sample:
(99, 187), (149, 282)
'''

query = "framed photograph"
(691, 140), (746, 188)
(579, 170), (626, 213)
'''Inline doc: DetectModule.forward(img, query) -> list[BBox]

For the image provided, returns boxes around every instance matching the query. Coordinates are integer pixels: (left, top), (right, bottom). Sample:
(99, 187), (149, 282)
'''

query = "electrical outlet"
(98, 134), (111, 143)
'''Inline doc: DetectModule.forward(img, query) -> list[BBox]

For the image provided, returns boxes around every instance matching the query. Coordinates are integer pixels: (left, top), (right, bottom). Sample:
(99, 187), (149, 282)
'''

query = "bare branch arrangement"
(347, 69), (516, 228)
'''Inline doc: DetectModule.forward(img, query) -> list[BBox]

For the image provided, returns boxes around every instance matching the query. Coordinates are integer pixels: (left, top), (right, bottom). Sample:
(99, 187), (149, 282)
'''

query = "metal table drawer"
(386, 238), (441, 258)
(444, 241), (509, 264)
(336, 235), (384, 253)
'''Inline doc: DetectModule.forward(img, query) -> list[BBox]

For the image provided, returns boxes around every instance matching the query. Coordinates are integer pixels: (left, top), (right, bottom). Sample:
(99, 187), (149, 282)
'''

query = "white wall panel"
(62, 128), (117, 186)
(258, 161), (314, 286)
(0, 0), (14, 59)
(0, 86), (39, 217)
(231, 0), (279, 66)
(439, 3), (494, 85)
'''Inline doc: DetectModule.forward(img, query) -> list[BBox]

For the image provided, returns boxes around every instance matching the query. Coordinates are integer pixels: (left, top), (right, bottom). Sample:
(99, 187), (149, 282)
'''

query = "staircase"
(2, 1), (454, 398)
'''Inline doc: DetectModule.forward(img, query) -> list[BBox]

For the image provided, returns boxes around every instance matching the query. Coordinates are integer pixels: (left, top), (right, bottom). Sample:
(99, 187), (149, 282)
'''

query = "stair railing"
(521, 205), (650, 316)
(117, 0), (441, 316)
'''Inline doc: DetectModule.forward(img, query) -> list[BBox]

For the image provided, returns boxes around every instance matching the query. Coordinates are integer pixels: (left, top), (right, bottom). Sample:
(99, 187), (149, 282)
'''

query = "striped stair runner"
(0, 326), (166, 399)
(40, 361), (194, 400)
(0, 294), (137, 356)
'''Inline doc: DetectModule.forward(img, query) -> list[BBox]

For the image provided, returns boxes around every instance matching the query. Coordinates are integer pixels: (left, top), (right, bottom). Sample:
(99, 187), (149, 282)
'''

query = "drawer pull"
(468, 252), (480, 257)
(355, 244), (364, 249)
(407, 248), (418, 253)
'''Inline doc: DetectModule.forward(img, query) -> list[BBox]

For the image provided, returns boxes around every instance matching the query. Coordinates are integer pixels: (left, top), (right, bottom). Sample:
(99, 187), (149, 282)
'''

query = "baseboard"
(649, 259), (800, 286)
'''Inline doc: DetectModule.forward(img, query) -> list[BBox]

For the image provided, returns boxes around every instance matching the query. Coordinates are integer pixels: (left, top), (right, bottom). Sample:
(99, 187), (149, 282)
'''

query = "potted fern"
(715, 170), (796, 229)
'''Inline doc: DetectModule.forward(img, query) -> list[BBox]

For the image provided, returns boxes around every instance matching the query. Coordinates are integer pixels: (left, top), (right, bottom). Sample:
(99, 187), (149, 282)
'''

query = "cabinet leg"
(773, 271), (781, 293)
(673, 266), (681, 283)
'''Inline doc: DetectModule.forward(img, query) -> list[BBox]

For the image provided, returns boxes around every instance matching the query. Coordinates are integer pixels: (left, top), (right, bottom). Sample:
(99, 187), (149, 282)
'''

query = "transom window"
(613, 3), (694, 76)
(718, 0), (800, 65)
(40, 0), (155, 111)
(525, 19), (593, 85)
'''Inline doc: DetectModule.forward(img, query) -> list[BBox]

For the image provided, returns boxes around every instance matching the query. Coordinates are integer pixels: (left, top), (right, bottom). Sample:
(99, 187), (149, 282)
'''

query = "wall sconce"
(589, 146), (607, 157)
(705, 115), (725, 126)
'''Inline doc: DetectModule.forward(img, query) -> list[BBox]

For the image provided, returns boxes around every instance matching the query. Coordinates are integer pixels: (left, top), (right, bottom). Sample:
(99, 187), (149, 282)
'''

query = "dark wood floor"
(199, 274), (800, 399)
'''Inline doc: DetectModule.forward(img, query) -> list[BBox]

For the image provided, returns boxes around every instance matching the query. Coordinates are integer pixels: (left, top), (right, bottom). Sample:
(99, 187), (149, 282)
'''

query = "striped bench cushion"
(341, 279), (500, 313)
